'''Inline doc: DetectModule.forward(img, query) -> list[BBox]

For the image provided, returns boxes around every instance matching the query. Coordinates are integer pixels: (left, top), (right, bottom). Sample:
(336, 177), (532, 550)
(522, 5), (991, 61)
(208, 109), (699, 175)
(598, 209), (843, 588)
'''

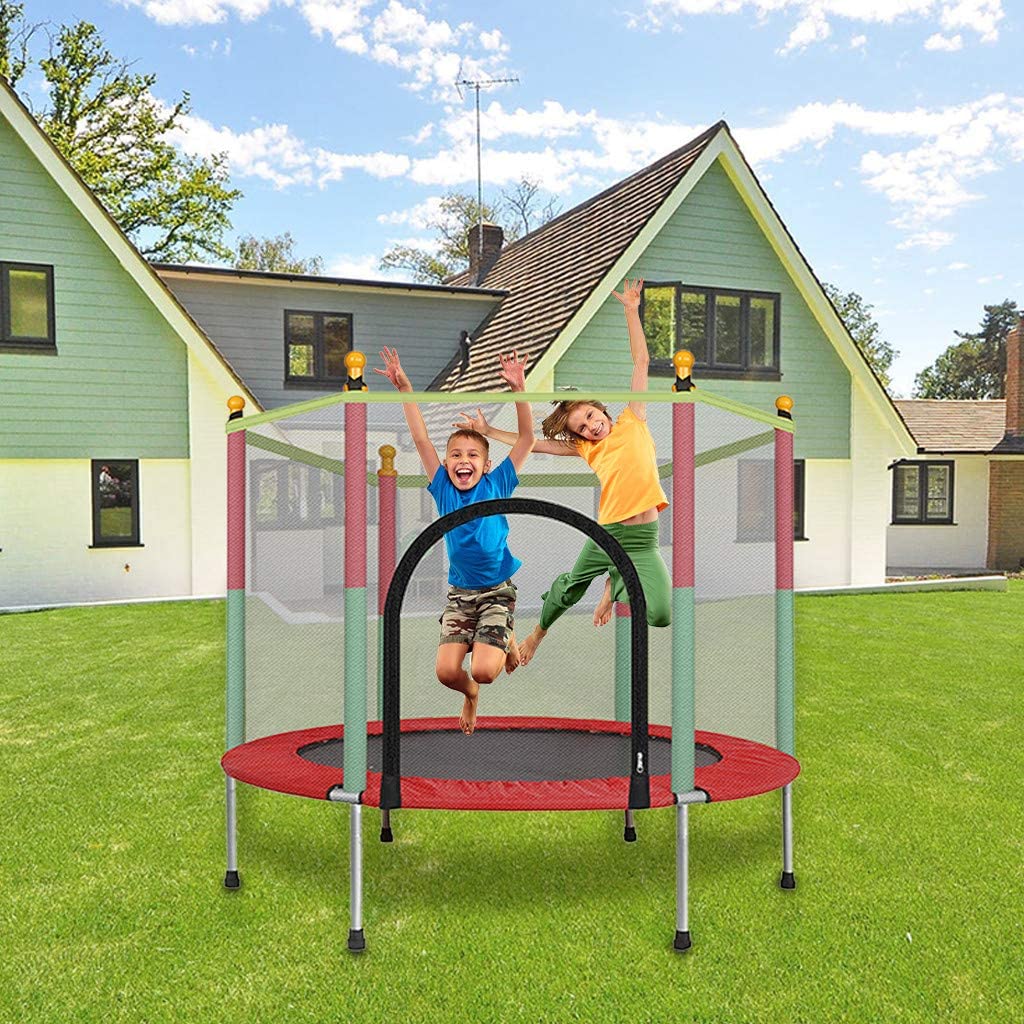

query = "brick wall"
(987, 462), (1024, 569)
(1007, 320), (1024, 437)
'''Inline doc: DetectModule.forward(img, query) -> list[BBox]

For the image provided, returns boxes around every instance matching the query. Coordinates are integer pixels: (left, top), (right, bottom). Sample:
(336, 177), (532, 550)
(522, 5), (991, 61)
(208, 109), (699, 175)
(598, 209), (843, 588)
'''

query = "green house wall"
(0, 115), (188, 459)
(555, 158), (851, 460)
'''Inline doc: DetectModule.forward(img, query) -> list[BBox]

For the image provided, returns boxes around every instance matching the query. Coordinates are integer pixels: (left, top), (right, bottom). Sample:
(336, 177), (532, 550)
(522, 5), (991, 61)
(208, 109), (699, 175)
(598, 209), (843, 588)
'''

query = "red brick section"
(467, 223), (504, 283)
(987, 318), (1024, 570)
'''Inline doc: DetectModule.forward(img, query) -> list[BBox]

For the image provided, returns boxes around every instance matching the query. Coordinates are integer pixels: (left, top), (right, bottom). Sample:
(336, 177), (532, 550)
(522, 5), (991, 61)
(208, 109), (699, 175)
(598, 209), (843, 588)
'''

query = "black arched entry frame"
(379, 497), (651, 811)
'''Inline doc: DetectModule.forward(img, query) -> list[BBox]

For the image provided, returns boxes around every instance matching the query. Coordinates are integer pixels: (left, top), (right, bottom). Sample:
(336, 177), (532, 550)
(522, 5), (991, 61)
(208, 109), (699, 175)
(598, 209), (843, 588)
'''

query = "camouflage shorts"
(439, 580), (516, 651)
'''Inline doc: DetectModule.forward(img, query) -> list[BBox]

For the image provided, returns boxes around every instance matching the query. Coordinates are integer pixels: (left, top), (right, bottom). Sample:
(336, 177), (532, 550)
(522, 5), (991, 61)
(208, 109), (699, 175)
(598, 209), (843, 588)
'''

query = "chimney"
(467, 222), (503, 284)
(1006, 317), (1024, 437)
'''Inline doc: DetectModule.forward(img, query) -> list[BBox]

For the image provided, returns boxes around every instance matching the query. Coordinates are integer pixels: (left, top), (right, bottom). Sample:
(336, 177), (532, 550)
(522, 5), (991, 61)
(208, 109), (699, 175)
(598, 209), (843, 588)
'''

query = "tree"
(379, 178), (559, 283)
(914, 300), (1020, 399)
(235, 232), (324, 275)
(821, 282), (898, 390)
(1, 4), (240, 263)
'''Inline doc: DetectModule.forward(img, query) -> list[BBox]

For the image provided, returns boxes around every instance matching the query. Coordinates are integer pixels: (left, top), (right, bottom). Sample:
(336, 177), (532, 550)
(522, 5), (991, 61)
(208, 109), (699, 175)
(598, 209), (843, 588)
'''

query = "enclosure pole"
(671, 352), (697, 795)
(775, 396), (797, 890)
(673, 803), (691, 952)
(343, 353), (369, 794)
(377, 445), (398, 722)
(224, 395), (246, 890)
(614, 602), (631, 722)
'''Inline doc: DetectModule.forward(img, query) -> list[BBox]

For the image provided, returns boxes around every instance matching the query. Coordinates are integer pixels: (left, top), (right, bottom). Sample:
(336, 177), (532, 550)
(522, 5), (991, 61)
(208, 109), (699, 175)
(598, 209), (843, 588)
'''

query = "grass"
(1, 586), (1022, 1023)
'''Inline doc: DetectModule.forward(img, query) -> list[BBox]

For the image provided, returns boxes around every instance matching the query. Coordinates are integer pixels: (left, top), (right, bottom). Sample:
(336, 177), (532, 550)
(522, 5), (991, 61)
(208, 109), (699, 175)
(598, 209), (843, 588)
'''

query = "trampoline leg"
(674, 802), (691, 952)
(380, 807), (393, 843)
(348, 804), (366, 952)
(623, 809), (637, 843)
(224, 775), (240, 889)
(780, 783), (796, 889)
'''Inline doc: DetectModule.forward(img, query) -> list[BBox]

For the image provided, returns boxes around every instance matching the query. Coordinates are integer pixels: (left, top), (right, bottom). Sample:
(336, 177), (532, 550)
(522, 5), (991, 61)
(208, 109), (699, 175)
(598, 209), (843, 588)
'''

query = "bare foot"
(459, 685), (479, 734)
(593, 578), (613, 627)
(517, 625), (547, 667)
(505, 633), (521, 675)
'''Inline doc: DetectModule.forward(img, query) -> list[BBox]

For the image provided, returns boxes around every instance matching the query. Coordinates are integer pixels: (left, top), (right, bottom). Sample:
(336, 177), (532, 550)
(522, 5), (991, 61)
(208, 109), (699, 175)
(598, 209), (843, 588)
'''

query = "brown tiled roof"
(894, 399), (1023, 453)
(429, 121), (725, 392)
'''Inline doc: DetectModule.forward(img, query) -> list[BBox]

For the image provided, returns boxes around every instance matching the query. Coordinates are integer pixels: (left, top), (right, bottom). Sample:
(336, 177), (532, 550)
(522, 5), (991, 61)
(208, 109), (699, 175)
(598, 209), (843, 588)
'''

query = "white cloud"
(897, 230), (955, 250)
(638, 1), (1004, 50)
(377, 196), (445, 229)
(850, 34), (867, 48)
(947, 261), (969, 270)
(924, 32), (962, 50)
(976, 273), (1005, 283)
(324, 252), (398, 279)
(122, 0), (275, 25)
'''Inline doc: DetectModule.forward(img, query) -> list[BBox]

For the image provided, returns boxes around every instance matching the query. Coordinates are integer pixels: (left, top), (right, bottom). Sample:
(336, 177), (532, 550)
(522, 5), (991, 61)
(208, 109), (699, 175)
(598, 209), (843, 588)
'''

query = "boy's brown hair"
(445, 428), (489, 455)
(541, 400), (611, 442)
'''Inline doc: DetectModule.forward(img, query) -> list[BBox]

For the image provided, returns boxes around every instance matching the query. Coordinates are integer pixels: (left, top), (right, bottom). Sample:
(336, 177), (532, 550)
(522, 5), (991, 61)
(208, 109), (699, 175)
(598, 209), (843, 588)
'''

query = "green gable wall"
(555, 158), (851, 460)
(0, 115), (188, 459)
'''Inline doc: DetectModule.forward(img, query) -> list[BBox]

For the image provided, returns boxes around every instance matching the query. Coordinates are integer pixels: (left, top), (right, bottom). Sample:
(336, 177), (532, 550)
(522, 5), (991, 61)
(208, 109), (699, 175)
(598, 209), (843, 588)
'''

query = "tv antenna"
(455, 71), (519, 276)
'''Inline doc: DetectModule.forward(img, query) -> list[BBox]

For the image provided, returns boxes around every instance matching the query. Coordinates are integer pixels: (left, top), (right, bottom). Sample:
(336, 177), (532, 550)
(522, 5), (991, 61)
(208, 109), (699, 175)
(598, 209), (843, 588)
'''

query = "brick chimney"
(467, 222), (503, 284)
(1005, 316), (1024, 437)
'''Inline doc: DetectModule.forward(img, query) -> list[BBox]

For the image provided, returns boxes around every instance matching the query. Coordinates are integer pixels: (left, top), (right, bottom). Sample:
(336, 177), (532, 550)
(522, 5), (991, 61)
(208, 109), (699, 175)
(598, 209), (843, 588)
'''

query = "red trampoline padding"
(221, 718), (799, 810)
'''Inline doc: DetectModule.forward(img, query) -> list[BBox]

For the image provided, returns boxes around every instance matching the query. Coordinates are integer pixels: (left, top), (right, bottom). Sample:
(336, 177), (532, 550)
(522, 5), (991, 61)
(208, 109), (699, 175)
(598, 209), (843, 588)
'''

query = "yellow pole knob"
(345, 351), (367, 372)
(227, 396), (245, 413)
(673, 350), (695, 375)
(776, 395), (794, 414)
(378, 444), (398, 477)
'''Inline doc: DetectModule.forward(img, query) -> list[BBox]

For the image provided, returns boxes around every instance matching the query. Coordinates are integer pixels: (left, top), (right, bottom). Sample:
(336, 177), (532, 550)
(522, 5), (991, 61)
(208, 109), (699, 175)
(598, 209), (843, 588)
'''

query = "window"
(91, 461), (140, 547)
(794, 460), (806, 541)
(251, 460), (343, 529)
(892, 461), (954, 525)
(284, 309), (352, 386)
(1, 262), (55, 352)
(642, 283), (780, 378)
(736, 457), (806, 542)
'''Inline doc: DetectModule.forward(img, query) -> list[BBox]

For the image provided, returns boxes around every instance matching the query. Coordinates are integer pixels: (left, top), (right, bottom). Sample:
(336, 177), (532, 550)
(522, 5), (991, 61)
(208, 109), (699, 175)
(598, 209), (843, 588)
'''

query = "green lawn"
(2, 586), (1022, 1023)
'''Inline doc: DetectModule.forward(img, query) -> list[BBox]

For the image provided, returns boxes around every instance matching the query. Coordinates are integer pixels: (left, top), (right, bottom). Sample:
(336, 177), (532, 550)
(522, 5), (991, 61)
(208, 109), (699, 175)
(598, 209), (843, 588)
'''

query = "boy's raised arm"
(612, 277), (649, 420)
(498, 351), (534, 472)
(373, 347), (441, 479)
(454, 407), (577, 458)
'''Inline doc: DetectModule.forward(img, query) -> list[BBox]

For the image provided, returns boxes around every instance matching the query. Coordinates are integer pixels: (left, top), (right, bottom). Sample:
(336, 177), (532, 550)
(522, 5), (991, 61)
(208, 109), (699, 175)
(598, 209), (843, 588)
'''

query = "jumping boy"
(374, 346), (533, 734)
(456, 278), (670, 667)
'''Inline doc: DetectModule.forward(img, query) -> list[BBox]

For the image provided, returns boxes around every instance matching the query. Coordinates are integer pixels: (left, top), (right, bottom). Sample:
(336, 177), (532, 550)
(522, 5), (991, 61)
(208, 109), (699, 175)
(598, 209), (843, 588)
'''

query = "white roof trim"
(0, 80), (260, 411)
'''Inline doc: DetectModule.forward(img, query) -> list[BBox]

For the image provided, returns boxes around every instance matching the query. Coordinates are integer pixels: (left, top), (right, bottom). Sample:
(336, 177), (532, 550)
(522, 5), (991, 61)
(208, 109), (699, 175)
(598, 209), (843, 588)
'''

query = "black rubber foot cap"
(673, 930), (692, 952)
(623, 826), (637, 843)
(224, 870), (240, 890)
(348, 929), (366, 952)
(780, 871), (796, 890)
(380, 828), (394, 843)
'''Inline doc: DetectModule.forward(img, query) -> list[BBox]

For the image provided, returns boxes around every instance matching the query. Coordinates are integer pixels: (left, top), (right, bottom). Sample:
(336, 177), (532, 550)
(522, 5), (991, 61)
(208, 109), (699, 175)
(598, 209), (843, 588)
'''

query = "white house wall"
(0, 460), (191, 607)
(797, 460), (852, 588)
(848, 378), (893, 585)
(886, 455), (990, 570)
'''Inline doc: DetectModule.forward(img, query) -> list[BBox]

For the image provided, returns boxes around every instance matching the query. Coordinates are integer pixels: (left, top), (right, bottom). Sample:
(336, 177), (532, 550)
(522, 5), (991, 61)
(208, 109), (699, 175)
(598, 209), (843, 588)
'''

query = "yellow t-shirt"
(574, 408), (669, 525)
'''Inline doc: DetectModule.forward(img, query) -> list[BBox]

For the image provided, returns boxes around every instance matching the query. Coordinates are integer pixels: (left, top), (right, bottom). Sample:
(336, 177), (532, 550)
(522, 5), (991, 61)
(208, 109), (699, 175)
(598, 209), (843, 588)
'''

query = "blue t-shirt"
(427, 457), (521, 588)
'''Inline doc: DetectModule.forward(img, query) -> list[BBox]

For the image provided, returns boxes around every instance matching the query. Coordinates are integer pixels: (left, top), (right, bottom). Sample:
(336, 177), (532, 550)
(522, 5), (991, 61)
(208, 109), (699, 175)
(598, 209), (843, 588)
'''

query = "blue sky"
(28, 0), (1024, 395)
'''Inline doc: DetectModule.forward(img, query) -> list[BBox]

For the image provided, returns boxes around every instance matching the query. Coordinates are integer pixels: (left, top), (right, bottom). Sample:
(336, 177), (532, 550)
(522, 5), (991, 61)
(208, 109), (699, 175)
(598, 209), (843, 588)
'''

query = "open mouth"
(455, 467), (474, 484)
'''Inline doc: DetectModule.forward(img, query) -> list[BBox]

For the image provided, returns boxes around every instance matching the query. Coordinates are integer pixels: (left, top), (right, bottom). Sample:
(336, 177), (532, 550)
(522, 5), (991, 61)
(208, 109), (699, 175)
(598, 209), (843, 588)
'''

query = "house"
(888, 321), (1024, 573)
(4, 78), (942, 607)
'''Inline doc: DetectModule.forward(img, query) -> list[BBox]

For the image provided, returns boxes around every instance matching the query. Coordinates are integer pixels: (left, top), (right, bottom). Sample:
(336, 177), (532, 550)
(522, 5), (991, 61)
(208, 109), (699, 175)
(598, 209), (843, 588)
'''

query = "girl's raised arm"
(612, 277), (649, 420)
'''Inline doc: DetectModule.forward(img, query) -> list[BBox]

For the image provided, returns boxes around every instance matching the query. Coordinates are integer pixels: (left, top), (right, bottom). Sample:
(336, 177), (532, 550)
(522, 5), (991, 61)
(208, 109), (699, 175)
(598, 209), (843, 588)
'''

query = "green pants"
(539, 521), (671, 629)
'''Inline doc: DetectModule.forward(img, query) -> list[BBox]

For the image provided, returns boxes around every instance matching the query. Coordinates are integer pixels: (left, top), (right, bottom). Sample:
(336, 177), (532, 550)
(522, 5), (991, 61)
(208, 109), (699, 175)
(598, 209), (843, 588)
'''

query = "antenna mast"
(455, 73), (519, 277)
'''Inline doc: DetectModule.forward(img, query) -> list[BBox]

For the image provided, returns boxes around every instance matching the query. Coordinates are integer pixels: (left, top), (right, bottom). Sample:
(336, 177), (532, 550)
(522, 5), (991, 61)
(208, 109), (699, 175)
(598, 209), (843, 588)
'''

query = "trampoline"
(222, 717), (799, 810)
(221, 358), (800, 955)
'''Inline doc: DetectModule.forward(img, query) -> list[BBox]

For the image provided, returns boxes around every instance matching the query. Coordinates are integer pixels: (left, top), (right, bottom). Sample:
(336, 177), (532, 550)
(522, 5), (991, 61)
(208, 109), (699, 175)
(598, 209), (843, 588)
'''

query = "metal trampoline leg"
(348, 804), (366, 952)
(780, 783), (796, 889)
(674, 802), (691, 951)
(623, 808), (637, 843)
(380, 807), (393, 843)
(224, 775), (240, 889)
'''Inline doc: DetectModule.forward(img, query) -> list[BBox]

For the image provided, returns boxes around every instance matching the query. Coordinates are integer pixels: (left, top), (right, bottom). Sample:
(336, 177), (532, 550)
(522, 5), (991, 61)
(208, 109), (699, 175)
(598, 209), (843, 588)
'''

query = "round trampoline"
(222, 717), (800, 811)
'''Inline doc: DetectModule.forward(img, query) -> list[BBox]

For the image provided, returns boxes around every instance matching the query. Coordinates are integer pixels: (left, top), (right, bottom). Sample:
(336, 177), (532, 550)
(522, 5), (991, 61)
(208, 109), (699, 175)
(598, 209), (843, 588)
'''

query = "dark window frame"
(641, 282), (781, 380)
(1, 261), (56, 353)
(794, 459), (807, 541)
(283, 308), (353, 388)
(891, 460), (955, 525)
(90, 460), (141, 548)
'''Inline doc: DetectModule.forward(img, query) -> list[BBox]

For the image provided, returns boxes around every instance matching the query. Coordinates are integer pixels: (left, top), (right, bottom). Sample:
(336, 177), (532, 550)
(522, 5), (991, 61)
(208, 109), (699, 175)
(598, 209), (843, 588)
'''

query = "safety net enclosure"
(220, 352), (798, 953)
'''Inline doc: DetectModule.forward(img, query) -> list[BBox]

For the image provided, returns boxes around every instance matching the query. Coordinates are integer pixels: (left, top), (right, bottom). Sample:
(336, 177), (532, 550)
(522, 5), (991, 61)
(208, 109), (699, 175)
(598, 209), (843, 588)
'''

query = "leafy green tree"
(914, 300), (1020, 399)
(235, 232), (324, 275)
(1, 4), (240, 263)
(822, 282), (898, 390)
(379, 178), (559, 283)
